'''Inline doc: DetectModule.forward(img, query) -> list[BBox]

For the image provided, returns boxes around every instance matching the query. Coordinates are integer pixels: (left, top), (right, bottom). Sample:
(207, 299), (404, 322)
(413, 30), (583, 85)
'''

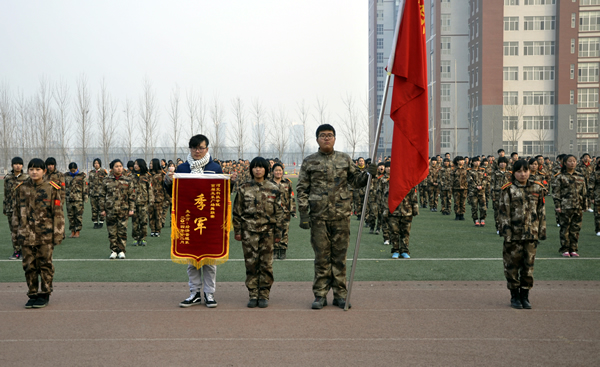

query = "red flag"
(387, 0), (429, 211)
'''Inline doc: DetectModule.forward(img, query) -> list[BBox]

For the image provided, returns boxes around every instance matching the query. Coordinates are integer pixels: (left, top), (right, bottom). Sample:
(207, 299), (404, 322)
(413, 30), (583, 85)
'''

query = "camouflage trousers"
(162, 198), (171, 228)
(453, 189), (467, 215)
(132, 204), (149, 241)
(440, 190), (452, 214)
(241, 228), (275, 299)
(381, 213), (390, 241)
(275, 219), (290, 251)
(469, 193), (487, 221)
(419, 185), (428, 206)
(492, 191), (501, 230)
(6, 214), (19, 252)
(366, 201), (380, 230)
(107, 213), (128, 253)
(22, 244), (54, 296)
(594, 202), (600, 233)
(90, 196), (105, 223)
(149, 202), (164, 233)
(428, 185), (439, 209)
(67, 201), (85, 232)
(388, 215), (413, 254)
(310, 217), (350, 299)
(558, 209), (582, 253)
(503, 239), (537, 290)
(353, 191), (365, 215)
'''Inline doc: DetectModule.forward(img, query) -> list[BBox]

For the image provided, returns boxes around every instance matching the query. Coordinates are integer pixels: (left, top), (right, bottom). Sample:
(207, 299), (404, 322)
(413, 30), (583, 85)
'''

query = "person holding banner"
(296, 124), (376, 310)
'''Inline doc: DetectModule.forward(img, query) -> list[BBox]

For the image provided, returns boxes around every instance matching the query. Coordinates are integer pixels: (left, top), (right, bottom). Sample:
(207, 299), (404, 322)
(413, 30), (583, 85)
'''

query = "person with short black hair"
(468, 157), (487, 226)
(131, 159), (153, 246)
(4, 157), (29, 260)
(452, 156), (468, 220)
(270, 162), (296, 260)
(44, 157), (66, 203)
(589, 159), (600, 236)
(64, 162), (88, 238)
(439, 158), (453, 215)
(149, 158), (166, 238)
(89, 158), (108, 229)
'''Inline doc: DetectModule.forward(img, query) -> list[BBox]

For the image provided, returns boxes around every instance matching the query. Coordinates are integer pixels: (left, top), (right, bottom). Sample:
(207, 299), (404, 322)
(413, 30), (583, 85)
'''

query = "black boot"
(455, 214), (459, 220)
(510, 289), (523, 309)
(93, 223), (99, 229)
(279, 249), (287, 260)
(520, 288), (532, 309)
(273, 249), (280, 260)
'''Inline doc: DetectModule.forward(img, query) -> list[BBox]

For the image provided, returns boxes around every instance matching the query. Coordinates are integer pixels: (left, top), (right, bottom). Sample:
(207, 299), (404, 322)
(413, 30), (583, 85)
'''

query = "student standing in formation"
(44, 157), (66, 204)
(452, 156), (468, 221)
(427, 158), (440, 212)
(589, 159), (600, 236)
(439, 158), (453, 215)
(233, 157), (284, 308)
(498, 160), (546, 309)
(149, 158), (166, 238)
(131, 159), (153, 246)
(88, 158), (108, 229)
(270, 163), (296, 260)
(377, 162), (392, 245)
(64, 162), (88, 238)
(367, 163), (385, 234)
(490, 157), (511, 234)
(4, 157), (29, 260)
(552, 154), (586, 257)
(467, 157), (487, 226)
(99, 159), (135, 259)
(13, 158), (64, 308)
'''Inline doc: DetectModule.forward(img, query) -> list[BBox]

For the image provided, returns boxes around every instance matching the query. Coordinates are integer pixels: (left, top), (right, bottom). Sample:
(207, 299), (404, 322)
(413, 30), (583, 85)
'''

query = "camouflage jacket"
(552, 171), (587, 211)
(45, 170), (66, 202)
(3, 172), (29, 215)
(377, 174), (418, 217)
(151, 172), (166, 203)
(233, 179), (284, 238)
(65, 171), (88, 202)
(133, 172), (154, 206)
(88, 168), (108, 197)
(369, 174), (383, 204)
(270, 177), (296, 219)
(296, 150), (369, 220)
(427, 165), (440, 187)
(99, 174), (135, 215)
(490, 169), (512, 192)
(498, 180), (546, 242)
(452, 166), (468, 190)
(576, 161), (592, 183)
(589, 170), (600, 201)
(439, 166), (453, 191)
(530, 170), (548, 190)
(12, 178), (64, 247)
(467, 167), (486, 197)
(483, 165), (493, 189)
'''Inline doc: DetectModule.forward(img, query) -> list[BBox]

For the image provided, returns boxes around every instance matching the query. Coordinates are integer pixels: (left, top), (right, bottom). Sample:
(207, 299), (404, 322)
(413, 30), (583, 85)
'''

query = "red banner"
(171, 174), (231, 268)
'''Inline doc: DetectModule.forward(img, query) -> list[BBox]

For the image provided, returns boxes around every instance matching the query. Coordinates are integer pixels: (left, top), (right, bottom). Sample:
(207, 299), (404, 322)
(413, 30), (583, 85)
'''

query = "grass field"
(1, 178), (599, 283)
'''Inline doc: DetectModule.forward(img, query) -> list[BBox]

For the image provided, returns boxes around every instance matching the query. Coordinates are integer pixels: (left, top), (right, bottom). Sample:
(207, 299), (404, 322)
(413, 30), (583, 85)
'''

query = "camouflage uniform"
(270, 177), (296, 253)
(353, 165), (367, 217)
(552, 171), (586, 254)
(379, 178), (418, 255)
(483, 163), (493, 207)
(45, 170), (66, 203)
(99, 174), (135, 253)
(467, 167), (487, 221)
(589, 169), (600, 232)
(452, 166), (468, 215)
(162, 170), (171, 229)
(439, 165), (453, 214)
(366, 174), (383, 231)
(490, 169), (512, 231)
(376, 173), (391, 242)
(576, 161), (593, 210)
(132, 172), (153, 242)
(418, 178), (428, 208)
(498, 180), (546, 290)
(64, 171), (88, 232)
(13, 178), (64, 297)
(88, 168), (108, 224)
(150, 171), (166, 234)
(4, 172), (29, 254)
(427, 164), (440, 210)
(233, 180), (284, 300)
(296, 149), (368, 299)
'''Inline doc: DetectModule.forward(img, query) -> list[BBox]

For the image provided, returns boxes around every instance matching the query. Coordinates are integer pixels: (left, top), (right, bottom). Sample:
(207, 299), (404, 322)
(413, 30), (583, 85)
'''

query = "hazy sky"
(1, 0), (368, 151)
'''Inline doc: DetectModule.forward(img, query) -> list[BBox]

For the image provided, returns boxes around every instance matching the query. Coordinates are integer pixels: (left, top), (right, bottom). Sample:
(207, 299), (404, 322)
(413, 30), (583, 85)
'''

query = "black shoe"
(455, 215), (459, 220)
(375, 229), (380, 235)
(510, 289), (522, 309)
(25, 296), (37, 309)
(32, 294), (49, 308)
(369, 228), (374, 234)
(258, 299), (269, 308)
(155, 233), (160, 238)
(204, 292), (218, 308)
(179, 292), (202, 307)
(9, 251), (21, 260)
(98, 222), (104, 228)
(332, 298), (351, 309)
(93, 223), (99, 229)
(520, 289), (532, 309)
(312, 296), (327, 309)
(459, 214), (465, 221)
(356, 215), (361, 221)
(247, 298), (258, 308)
(279, 249), (287, 260)
(273, 249), (280, 260)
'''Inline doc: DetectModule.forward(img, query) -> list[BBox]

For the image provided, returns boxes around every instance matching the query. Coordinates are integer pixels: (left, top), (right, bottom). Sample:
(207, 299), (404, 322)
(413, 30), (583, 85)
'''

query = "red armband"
(54, 200), (61, 206)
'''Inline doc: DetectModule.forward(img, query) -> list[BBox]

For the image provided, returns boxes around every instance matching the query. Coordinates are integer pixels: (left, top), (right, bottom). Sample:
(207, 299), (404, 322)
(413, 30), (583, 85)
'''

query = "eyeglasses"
(191, 146), (207, 152)
(318, 134), (335, 139)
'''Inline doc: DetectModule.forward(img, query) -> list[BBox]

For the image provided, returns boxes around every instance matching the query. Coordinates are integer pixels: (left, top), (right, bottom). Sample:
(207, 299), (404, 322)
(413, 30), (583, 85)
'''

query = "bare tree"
(97, 79), (118, 166)
(169, 85), (182, 161)
(122, 98), (136, 161)
(339, 93), (361, 158)
(270, 106), (290, 161)
(533, 105), (552, 156)
(503, 104), (524, 155)
(229, 96), (247, 159)
(35, 77), (54, 159)
(138, 78), (159, 161)
(314, 96), (330, 125)
(252, 98), (267, 156)
(16, 90), (34, 158)
(294, 100), (311, 162)
(209, 96), (226, 159)
(0, 81), (15, 170)
(75, 74), (92, 169)
(53, 78), (71, 168)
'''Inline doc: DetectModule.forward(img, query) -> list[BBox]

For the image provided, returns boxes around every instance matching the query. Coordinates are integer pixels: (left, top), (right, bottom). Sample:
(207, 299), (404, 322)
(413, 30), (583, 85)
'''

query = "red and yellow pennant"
(171, 174), (231, 268)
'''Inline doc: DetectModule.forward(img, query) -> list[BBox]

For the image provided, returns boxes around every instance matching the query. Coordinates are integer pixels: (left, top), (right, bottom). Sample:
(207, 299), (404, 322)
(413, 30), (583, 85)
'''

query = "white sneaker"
(109, 251), (117, 259)
(497, 230), (500, 235)
(596, 232), (600, 237)
(118, 252), (126, 259)
(588, 208), (594, 213)
(557, 224), (560, 227)
(383, 240), (390, 245)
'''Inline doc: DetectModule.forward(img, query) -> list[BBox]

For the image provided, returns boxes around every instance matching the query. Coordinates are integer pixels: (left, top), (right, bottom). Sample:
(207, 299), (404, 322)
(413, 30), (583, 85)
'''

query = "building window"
(503, 91), (519, 105)
(377, 24), (383, 35)
(504, 42), (519, 56)
(571, 64), (575, 79)
(504, 67), (519, 81)
(523, 41), (555, 55)
(581, 0), (600, 5)
(579, 38), (600, 57)
(524, 0), (555, 4)
(504, 17), (519, 31)
(377, 94), (383, 106)
(377, 52), (383, 64)
(441, 107), (451, 125)
(580, 11), (600, 31)
(572, 13), (577, 28)
(441, 14), (451, 32)
(441, 60), (451, 78)
(503, 141), (519, 153)
(578, 63), (600, 82)
(503, 116), (519, 130)
(523, 16), (555, 30)
(377, 38), (384, 49)
(523, 91), (555, 105)
(572, 39), (576, 54)
(505, 0), (519, 4)
(377, 80), (384, 92)
(377, 67), (384, 78)
(578, 139), (598, 154)
(441, 131), (451, 148)
(441, 37), (451, 55)
(441, 84), (451, 102)
(441, 0), (451, 8)
(570, 115), (574, 130)
(577, 88), (599, 108)
(523, 141), (555, 155)
(571, 90), (575, 105)
(577, 114), (599, 133)
(523, 116), (555, 130)
(523, 66), (554, 80)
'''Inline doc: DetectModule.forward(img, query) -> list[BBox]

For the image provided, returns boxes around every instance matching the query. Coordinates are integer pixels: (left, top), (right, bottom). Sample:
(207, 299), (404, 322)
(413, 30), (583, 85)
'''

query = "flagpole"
(345, 72), (392, 311)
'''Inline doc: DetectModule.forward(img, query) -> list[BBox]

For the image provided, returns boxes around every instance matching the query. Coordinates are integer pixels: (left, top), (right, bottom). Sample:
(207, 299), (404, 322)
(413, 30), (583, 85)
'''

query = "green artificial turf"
(1, 178), (599, 283)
